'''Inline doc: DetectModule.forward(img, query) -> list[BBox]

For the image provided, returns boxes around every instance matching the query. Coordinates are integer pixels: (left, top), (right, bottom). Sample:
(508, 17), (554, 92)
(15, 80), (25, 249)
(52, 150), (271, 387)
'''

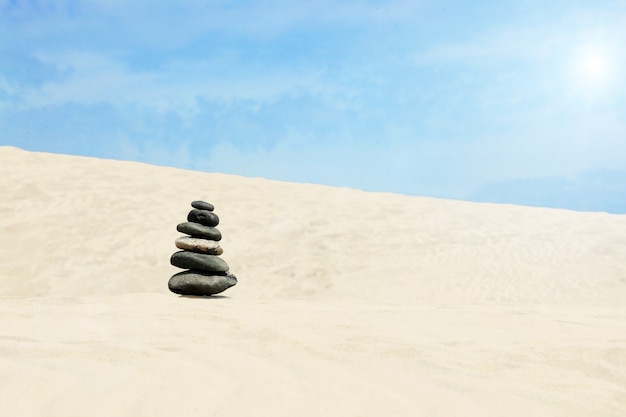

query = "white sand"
(1, 146), (625, 416)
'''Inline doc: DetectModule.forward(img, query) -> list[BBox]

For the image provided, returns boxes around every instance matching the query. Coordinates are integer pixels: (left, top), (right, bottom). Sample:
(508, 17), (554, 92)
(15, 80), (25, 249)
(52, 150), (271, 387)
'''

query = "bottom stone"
(168, 270), (237, 296)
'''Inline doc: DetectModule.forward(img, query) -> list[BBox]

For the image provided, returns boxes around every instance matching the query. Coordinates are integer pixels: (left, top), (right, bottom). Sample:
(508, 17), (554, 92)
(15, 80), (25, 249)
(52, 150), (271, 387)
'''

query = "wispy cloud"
(15, 51), (351, 122)
(1, 0), (423, 51)
(469, 169), (626, 213)
(418, 6), (625, 60)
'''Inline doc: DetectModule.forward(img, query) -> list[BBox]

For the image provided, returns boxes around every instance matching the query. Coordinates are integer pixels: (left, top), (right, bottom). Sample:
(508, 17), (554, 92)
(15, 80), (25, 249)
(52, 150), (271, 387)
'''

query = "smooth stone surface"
(188, 209), (219, 227)
(170, 251), (229, 273)
(175, 236), (223, 255)
(168, 270), (237, 296)
(191, 200), (214, 211)
(176, 222), (222, 241)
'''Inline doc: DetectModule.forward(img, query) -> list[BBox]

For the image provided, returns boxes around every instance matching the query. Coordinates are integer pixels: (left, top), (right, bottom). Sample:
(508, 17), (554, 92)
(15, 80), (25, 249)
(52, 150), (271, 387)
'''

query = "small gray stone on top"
(191, 200), (214, 211)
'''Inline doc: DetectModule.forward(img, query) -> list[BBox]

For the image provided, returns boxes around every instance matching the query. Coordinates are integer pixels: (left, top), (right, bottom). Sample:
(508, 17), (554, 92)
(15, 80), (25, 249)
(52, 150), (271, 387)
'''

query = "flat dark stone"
(176, 222), (222, 241)
(170, 251), (229, 273)
(191, 200), (214, 211)
(168, 271), (237, 296)
(187, 209), (219, 227)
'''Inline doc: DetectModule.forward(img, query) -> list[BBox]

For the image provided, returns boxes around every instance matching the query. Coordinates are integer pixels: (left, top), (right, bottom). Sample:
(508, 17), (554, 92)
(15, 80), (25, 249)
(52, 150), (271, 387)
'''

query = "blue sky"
(1, 1), (626, 213)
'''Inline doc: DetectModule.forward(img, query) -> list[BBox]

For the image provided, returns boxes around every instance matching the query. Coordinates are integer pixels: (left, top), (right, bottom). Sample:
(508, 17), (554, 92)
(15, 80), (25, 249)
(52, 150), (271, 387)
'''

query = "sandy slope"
(1, 146), (625, 416)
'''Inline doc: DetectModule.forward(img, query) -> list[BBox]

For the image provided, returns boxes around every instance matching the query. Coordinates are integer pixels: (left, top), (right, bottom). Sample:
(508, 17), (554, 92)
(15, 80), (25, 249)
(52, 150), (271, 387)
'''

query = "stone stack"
(168, 200), (237, 296)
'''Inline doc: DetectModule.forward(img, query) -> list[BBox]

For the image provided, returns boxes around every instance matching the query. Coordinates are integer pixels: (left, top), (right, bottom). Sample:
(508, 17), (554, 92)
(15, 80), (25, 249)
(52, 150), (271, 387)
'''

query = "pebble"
(168, 271), (237, 296)
(187, 209), (219, 227)
(191, 200), (214, 211)
(170, 251), (229, 273)
(176, 222), (222, 241)
(175, 236), (223, 255)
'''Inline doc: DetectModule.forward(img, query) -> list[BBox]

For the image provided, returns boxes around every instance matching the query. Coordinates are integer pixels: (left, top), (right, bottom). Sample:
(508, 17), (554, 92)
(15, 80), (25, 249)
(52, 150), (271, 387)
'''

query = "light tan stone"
(175, 236), (224, 255)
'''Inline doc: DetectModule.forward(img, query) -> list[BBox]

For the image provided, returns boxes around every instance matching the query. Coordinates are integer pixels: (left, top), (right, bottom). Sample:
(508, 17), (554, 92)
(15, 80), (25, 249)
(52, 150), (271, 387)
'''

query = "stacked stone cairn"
(168, 200), (237, 296)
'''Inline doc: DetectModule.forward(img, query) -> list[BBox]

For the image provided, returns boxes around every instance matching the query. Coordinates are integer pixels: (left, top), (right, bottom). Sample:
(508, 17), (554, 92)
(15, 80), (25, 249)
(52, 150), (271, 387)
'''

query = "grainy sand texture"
(1, 146), (626, 416)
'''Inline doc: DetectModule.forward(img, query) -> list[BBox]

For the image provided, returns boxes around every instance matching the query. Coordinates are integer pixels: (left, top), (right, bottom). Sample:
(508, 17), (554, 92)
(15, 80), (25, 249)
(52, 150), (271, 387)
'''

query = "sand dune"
(1, 146), (625, 416)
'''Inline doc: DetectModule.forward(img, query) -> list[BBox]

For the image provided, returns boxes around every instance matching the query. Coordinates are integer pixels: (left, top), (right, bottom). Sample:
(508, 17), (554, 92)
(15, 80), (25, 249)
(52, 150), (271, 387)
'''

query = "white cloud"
(0, 1), (422, 51)
(18, 51), (351, 121)
(0, 76), (16, 95)
(414, 9), (626, 68)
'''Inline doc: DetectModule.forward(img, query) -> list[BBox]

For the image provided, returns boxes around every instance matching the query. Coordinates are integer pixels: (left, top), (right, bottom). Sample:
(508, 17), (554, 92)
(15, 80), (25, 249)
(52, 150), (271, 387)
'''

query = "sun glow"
(564, 41), (621, 99)
(572, 45), (616, 88)
(581, 53), (610, 79)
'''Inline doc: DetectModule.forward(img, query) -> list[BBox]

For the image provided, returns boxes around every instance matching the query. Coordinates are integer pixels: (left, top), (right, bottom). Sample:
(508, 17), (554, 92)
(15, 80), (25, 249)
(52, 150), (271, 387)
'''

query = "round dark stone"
(168, 271), (237, 296)
(191, 200), (214, 211)
(170, 251), (229, 273)
(187, 209), (219, 227)
(176, 222), (222, 241)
